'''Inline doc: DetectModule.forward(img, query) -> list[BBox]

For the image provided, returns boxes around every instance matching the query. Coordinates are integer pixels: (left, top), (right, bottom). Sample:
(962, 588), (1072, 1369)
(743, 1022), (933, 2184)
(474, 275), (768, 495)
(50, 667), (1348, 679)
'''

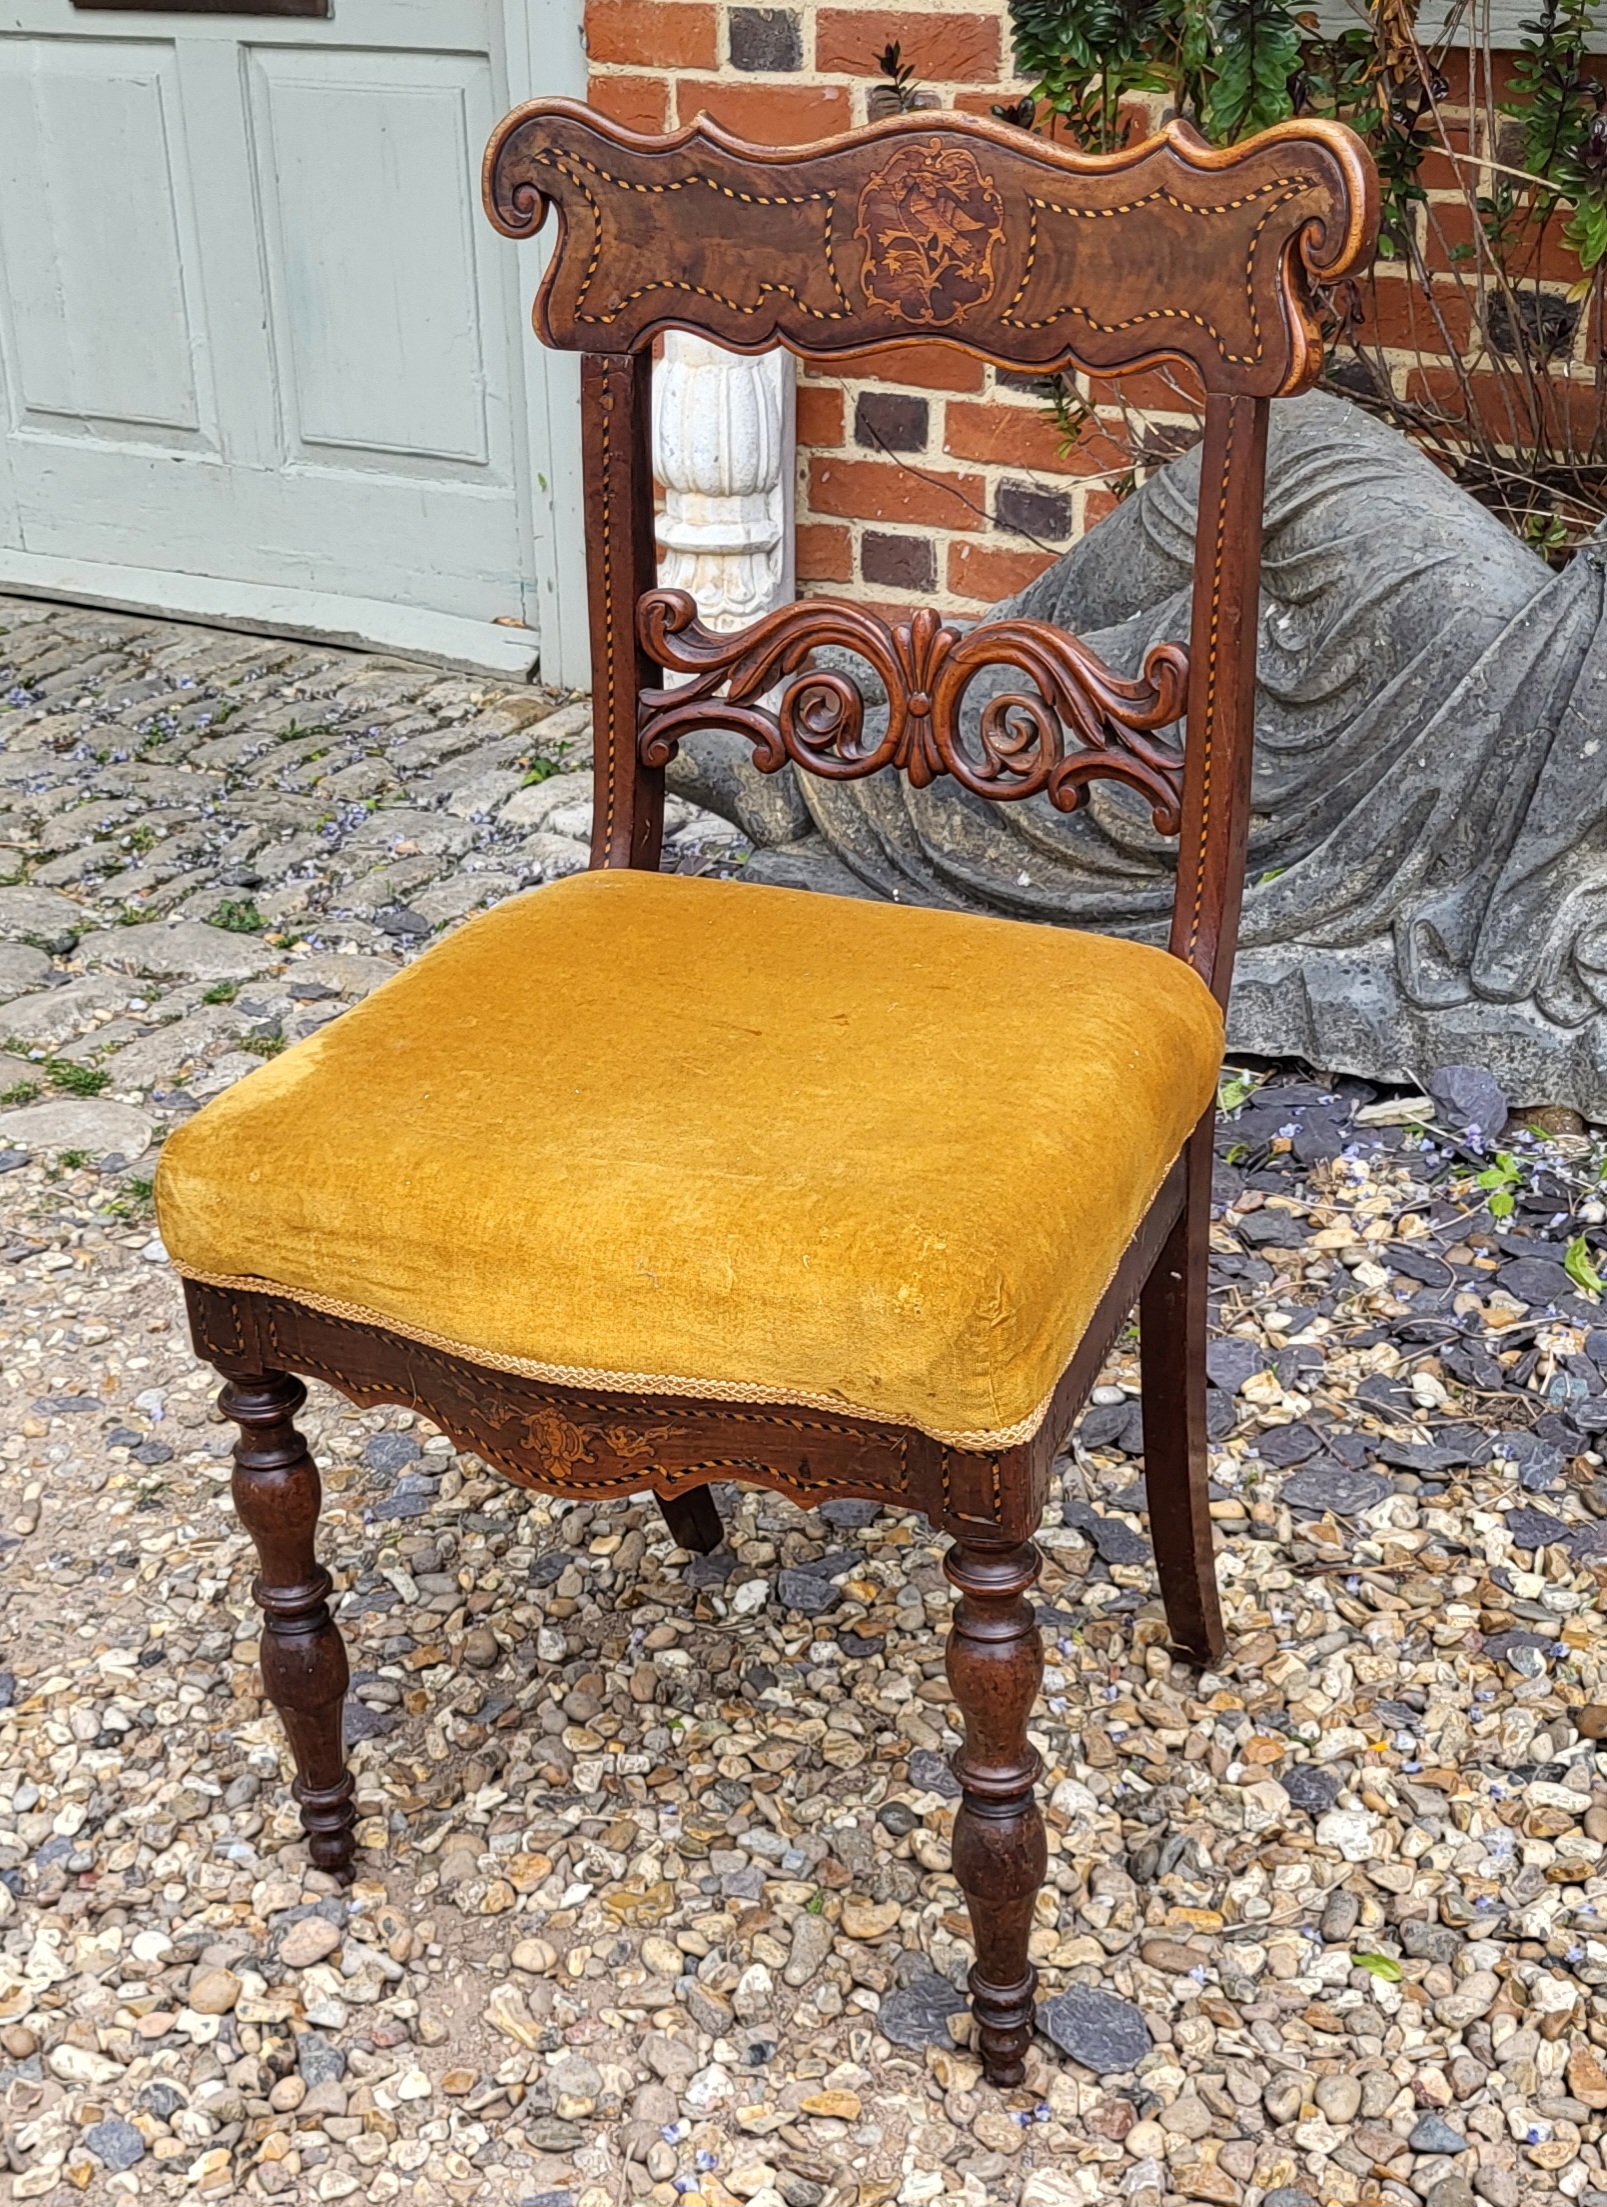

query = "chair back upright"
(484, 102), (1378, 1004)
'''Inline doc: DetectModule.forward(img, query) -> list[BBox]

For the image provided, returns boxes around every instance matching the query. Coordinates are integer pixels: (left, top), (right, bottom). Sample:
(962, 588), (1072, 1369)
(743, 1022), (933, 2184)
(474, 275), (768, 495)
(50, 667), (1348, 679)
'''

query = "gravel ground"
(5, 597), (1607, 2207)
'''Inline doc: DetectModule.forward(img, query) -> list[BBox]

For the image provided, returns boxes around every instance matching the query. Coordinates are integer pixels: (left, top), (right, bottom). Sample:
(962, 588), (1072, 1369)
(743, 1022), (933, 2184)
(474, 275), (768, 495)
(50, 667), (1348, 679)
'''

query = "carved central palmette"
(636, 588), (1189, 830)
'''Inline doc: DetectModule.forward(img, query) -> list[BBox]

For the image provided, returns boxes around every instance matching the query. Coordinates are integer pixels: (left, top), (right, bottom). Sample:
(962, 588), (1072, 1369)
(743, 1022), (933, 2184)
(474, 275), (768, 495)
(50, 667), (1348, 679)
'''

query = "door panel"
(247, 48), (498, 470)
(0, 37), (210, 442)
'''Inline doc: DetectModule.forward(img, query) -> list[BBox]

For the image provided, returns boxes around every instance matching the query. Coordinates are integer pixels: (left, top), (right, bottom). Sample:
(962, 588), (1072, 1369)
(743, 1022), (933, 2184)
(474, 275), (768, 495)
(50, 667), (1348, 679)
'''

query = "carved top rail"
(484, 101), (1377, 397)
(637, 590), (1190, 831)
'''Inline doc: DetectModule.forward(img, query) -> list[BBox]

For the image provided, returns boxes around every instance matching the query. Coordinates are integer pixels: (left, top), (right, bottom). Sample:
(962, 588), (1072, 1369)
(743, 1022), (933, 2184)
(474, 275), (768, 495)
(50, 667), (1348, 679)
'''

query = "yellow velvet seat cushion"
(155, 869), (1222, 1448)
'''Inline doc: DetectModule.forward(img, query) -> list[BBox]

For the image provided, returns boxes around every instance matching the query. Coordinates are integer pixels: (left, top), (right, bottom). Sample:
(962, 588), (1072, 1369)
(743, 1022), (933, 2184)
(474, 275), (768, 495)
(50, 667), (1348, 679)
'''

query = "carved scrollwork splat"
(637, 587), (1189, 831)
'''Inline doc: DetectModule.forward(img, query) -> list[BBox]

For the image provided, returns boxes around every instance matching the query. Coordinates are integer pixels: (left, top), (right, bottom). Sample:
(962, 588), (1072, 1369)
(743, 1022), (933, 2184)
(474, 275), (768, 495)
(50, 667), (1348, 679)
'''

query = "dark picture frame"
(71, 2), (329, 15)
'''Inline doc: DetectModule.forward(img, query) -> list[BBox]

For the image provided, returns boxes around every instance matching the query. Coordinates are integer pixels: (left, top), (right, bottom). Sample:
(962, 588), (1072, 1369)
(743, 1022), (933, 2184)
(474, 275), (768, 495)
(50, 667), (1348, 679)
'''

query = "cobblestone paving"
(7, 597), (1607, 2207)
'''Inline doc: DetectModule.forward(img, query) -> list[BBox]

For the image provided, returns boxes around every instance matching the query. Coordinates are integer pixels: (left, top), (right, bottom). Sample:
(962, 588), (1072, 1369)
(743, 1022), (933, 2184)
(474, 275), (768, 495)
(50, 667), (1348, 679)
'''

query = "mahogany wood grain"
(1169, 393), (1273, 1005)
(484, 103), (1377, 399)
(654, 1485), (725, 1555)
(637, 589), (1190, 831)
(221, 1370), (356, 1877)
(582, 351), (664, 871)
(946, 1538), (1047, 2086)
(1138, 1115), (1226, 1664)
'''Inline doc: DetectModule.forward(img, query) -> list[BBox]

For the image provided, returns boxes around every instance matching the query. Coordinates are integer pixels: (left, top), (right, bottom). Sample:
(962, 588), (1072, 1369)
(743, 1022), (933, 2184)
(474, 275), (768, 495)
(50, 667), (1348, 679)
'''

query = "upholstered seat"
(157, 868), (1222, 1449)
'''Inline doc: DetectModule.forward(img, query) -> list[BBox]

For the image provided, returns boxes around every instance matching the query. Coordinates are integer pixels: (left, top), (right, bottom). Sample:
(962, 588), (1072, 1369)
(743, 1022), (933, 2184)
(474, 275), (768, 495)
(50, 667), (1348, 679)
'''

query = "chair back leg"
(654, 1484), (724, 1555)
(1139, 1114), (1227, 1665)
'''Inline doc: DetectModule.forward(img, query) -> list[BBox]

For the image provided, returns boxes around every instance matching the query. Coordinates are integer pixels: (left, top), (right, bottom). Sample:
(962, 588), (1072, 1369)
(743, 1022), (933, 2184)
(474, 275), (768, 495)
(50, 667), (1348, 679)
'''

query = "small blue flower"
(694, 2149), (718, 2172)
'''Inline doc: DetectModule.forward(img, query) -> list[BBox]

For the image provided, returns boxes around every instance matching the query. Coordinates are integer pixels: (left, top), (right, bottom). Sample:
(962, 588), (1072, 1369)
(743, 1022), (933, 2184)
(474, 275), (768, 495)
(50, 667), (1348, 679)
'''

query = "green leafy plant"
(57, 1150), (91, 1170)
(0, 1080), (40, 1106)
(1566, 1233), (1605, 1296)
(109, 1174), (155, 1220)
(241, 1032), (285, 1059)
(1218, 1068), (1262, 1115)
(46, 1060), (108, 1098)
(874, 40), (924, 112)
(1475, 1150), (1523, 1220)
(1507, 0), (1607, 273)
(1008, 0), (1607, 548)
(1352, 1950), (1404, 1981)
(520, 757), (560, 788)
(202, 981), (240, 1005)
(208, 898), (265, 935)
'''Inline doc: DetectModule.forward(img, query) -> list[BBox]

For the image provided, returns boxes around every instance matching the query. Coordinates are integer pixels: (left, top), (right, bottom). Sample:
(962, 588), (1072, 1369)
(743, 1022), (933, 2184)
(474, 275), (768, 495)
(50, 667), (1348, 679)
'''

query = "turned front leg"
(945, 1537), (1047, 2087)
(222, 1371), (356, 1879)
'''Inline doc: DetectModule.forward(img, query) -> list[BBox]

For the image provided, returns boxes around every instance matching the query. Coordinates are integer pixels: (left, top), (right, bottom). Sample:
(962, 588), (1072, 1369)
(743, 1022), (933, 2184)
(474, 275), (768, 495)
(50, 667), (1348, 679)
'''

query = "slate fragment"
(819, 1497), (880, 1529)
(1483, 1629), (1555, 1669)
(1207, 1339), (1267, 1393)
(1505, 1506), (1567, 1549)
(1282, 1765), (1342, 1814)
(1061, 1498), (1152, 1565)
(1387, 1244), (1455, 1288)
(1428, 1064), (1509, 1138)
(1497, 1256), (1575, 1306)
(1078, 1399), (1143, 1454)
(343, 1699), (397, 1745)
(688, 1550), (738, 1590)
(1038, 1983), (1152, 2073)
(1281, 1463), (1390, 1515)
(878, 1971), (969, 2049)
(1495, 1431), (1566, 1491)
(776, 1567), (841, 1616)
(1255, 1421), (1324, 1468)
(83, 2117), (145, 2172)
(1238, 1207), (1307, 1249)
(907, 1749), (961, 1799)
(363, 1430), (421, 1474)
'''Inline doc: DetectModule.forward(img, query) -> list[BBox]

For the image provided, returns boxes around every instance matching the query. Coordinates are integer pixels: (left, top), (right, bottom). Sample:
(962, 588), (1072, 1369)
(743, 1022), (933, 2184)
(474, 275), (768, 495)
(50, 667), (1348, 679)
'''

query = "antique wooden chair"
(153, 102), (1375, 2086)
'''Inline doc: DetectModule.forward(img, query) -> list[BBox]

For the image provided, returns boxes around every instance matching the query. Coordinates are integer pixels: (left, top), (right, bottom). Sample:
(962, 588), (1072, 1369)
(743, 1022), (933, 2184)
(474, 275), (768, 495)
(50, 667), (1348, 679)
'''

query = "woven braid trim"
(176, 1266), (1053, 1451)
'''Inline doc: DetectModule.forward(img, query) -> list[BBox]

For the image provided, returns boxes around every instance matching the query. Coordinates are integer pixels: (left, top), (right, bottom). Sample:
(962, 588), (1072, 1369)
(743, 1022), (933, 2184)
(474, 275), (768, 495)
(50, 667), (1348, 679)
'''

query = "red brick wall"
(583, 0), (1113, 614)
(584, 5), (1571, 614)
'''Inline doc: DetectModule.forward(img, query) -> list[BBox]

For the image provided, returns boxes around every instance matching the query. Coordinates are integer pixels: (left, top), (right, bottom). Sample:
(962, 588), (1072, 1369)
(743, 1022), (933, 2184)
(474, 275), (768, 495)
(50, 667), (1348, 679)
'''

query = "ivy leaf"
(1490, 1189), (1516, 1219)
(1352, 1951), (1403, 1981)
(1566, 1235), (1605, 1298)
(1219, 1069), (1259, 1114)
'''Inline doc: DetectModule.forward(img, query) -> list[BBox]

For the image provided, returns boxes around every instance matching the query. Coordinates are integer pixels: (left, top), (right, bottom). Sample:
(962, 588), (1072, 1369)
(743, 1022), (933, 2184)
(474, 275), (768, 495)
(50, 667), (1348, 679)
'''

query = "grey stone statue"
(668, 392), (1607, 1120)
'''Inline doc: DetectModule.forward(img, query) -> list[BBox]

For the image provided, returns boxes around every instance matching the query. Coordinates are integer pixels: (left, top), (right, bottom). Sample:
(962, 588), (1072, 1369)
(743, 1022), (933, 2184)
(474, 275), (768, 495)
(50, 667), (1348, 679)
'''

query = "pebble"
(278, 1915), (343, 1967)
(840, 1896), (901, 1939)
(186, 1964), (241, 2013)
(1314, 2073), (1361, 2123)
